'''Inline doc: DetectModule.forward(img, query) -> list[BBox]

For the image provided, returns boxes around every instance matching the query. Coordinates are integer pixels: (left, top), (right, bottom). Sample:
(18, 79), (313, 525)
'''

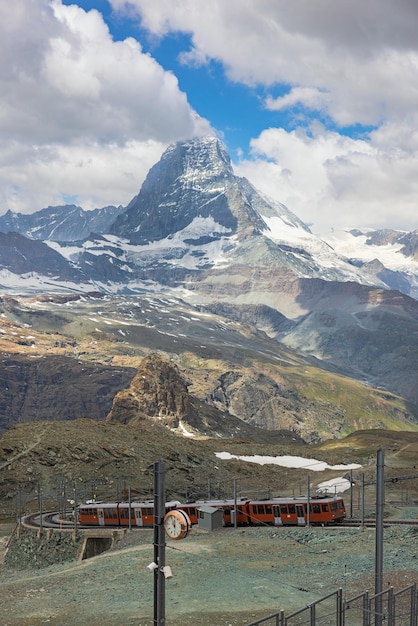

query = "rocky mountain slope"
(0, 293), (417, 444)
(0, 204), (124, 242)
(0, 136), (418, 446)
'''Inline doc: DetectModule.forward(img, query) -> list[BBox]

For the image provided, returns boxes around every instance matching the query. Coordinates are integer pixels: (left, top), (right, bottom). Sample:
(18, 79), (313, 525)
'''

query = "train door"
(296, 504), (305, 526)
(97, 508), (105, 526)
(273, 505), (281, 525)
(134, 507), (143, 527)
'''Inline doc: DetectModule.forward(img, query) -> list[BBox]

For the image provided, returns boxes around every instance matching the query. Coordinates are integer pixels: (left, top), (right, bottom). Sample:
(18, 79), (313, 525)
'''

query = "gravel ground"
(1, 523), (418, 626)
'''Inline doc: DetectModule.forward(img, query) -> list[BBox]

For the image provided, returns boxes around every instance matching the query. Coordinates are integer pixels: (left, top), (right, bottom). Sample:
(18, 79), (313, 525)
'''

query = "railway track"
(21, 512), (418, 530)
(22, 511), (76, 530)
(341, 518), (418, 528)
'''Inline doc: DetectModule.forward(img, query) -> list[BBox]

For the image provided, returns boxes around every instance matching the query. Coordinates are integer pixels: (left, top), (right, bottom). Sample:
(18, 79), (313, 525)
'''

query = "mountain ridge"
(0, 136), (418, 440)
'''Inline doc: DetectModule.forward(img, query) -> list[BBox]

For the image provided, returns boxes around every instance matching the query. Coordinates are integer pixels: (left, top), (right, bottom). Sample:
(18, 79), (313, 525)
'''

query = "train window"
(280, 505), (288, 514)
(188, 507), (196, 516)
(288, 504), (295, 514)
(143, 507), (153, 516)
(198, 510), (204, 519)
(104, 508), (117, 519)
(265, 505), (272, 515)
(312, 504), (320, 514)
(330, 502), (338, 511)
(252, 505), (257, 514)
(257, 505), (265, 514)
(120, 509), (128, 519)
(224, 507), (230, 514)
(321, 504), (329, 512)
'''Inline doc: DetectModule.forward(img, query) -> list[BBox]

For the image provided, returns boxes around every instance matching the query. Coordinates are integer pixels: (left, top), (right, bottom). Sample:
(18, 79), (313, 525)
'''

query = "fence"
(245, 583), (418, 626)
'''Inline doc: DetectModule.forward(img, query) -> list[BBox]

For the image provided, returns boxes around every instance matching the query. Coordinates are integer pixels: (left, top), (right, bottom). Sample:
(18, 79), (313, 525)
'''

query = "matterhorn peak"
(109, 135), (305, 246)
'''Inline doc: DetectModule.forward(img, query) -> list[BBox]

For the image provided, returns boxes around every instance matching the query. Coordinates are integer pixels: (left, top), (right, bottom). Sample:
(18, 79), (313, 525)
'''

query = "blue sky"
(62, 0), (294, 158)
(1, 0), (418, 234)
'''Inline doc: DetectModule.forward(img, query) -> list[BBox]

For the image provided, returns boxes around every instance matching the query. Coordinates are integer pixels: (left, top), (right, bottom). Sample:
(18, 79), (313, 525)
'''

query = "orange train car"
(78, 502), (120, 526)
(78, 496), (346, 528)
(79, 500), (181, 527)
(243, 496), (346, 526)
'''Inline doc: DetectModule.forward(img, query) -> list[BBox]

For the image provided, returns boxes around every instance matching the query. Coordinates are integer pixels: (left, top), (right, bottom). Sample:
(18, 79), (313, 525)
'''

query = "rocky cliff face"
(0, 354), (136, 433)
(110, 136), (281, 244)
(106, 352), (303, 440)
(107, 353), (191, 428)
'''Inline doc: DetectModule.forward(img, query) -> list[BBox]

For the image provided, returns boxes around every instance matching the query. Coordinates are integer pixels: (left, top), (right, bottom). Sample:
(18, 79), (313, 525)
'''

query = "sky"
(1, 0), (418, 235)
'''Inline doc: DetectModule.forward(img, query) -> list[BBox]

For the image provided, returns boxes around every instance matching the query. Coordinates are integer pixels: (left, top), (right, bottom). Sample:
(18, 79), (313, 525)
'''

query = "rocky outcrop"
(106, 352), (299, 441)
(107, 353), (191, 428)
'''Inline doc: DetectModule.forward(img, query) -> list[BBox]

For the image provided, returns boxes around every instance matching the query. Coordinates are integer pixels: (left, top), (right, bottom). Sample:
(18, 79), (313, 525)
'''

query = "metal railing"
(245, 583), (418, 626)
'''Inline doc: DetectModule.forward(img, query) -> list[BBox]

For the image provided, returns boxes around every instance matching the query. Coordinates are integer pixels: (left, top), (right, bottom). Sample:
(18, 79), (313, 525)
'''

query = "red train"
(78, 495), (346, 527)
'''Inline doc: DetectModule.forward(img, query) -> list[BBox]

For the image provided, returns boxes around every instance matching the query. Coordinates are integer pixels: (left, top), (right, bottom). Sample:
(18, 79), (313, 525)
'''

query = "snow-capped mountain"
(1, 136), (418, 417)
(323, 228), (418, 299)
(1, 136), (417, 299)
(28, 136), (394, 295)
(0, 204), (125, 242)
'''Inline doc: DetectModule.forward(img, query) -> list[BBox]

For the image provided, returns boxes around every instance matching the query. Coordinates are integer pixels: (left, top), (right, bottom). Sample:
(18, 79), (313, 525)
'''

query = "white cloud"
(265, 88), (330, 114)
(0, 0), (211, 214)
(234, 124), (418, 234)
(2, 0), (418, 234)
(107, 0), (418, 234)
(112, 0), (418, 127)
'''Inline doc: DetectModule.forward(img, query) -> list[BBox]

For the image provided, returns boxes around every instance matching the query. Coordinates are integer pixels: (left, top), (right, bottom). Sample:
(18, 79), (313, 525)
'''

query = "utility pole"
(306, 475), (310, 527)
(154, 461), (166, 626)
(375, 449), (384, 626)
(233, 478), (238, 528)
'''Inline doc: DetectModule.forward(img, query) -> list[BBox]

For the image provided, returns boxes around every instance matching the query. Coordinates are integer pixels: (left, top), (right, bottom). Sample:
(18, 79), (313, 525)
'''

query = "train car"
(78, 495), (345, 527)
(118, 500), (181, 527)
(212, 499), (251, 526)
(246, 496), (346, 526)
(175, 503), (199, 525)
(79, 500), (183, 527)
(118, 501), (155, 527)
(79, 502), (119, 526)
(184, 498), (252, 526)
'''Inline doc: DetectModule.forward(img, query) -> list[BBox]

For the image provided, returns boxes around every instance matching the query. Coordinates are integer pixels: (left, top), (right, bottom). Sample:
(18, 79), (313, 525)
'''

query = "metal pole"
(307, 475), (310, 527)
(361, 472), (365, 528)
(16, 488), (20, 524)
(128, 486), (131, 531)
(39, 486), (43, 533)
(350, 469), (353, 518)
(375, 449), (384, 626)
(233, 478), (238, 529)
(73, 485), (78, 535)
(154, 461), (166, 626)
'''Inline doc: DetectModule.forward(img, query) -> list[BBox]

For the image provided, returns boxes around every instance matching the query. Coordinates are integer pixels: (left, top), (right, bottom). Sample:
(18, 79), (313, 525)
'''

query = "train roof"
(249, 496), (344, 504)
(79, 502), (119, 509)
(80, 500), (182, 509)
